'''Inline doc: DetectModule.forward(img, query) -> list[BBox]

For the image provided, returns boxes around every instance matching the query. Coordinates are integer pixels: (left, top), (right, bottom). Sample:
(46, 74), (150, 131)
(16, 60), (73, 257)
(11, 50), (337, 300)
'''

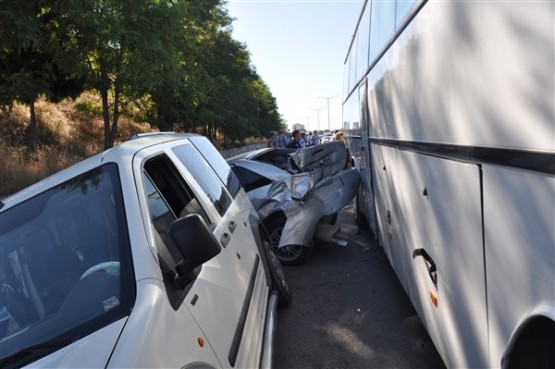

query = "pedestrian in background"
(287, 130), (302, 149)
(276, 129), (289, 148)
(332, 130), (344, 141)
(310, 131), (320, 146)
(267, 131), (278, 147)
(300, 132), (307, 148)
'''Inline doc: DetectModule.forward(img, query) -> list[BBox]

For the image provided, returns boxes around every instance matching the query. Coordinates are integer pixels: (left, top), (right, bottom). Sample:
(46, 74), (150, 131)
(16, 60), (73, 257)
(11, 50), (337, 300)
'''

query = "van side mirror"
(169, 214), (221, 288)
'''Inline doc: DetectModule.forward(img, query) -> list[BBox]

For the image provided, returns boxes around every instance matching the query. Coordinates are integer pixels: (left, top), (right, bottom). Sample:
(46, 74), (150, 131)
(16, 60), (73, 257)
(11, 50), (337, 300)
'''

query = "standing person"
(332, 130), (344, 141)
(267, 131), (278, 147)
(287, 130), (302, 149)
(300, 132), (307, 148)
(310, 131), (321, 146)
(276, 129), (289, 149)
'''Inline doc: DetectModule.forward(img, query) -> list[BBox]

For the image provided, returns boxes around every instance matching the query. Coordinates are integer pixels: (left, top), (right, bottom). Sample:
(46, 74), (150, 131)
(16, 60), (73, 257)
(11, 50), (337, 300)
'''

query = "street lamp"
(310, 108), (324, 131)
(317, 95), (339, 131)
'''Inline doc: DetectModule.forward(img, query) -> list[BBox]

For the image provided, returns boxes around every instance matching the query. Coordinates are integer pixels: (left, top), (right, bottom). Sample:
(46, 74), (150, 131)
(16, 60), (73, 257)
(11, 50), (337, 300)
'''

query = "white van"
(0, 133), (290, 368)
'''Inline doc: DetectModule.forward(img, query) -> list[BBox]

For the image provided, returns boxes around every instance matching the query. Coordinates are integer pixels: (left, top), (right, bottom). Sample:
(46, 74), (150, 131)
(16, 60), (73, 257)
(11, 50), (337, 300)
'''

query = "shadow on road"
(274, 202), (446, 369)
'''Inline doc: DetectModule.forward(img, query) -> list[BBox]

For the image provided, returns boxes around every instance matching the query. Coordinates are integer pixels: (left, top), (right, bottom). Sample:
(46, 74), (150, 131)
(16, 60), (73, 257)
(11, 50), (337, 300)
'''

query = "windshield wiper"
(0, 339), (74, 369)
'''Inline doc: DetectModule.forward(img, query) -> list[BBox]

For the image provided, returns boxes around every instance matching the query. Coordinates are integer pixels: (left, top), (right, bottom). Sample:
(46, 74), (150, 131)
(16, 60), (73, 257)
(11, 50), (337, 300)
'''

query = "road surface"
(274, 201), (446, 369)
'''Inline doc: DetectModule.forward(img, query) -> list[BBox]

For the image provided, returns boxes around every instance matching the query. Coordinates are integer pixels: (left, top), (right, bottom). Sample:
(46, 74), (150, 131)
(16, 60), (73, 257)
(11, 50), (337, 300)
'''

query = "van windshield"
(0, 163), (134, 366)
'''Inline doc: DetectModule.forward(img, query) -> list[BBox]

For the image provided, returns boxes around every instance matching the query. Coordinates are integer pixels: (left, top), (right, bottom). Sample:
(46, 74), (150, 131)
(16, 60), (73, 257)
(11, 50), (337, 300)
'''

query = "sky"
(226, 0), (365, 132)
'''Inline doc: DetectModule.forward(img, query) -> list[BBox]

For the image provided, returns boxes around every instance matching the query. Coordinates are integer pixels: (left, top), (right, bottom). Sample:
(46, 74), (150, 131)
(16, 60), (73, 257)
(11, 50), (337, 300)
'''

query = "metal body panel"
(365, 1), (554, 152)
(483, 166), (555, 368)
(344, 1), (554, 367)
(131, 139), (269, 368)
(232, 145), (360, 249)
(107, 282), (221, 368)
(396, 150), (487, 368)
(24, 319), (127, 369)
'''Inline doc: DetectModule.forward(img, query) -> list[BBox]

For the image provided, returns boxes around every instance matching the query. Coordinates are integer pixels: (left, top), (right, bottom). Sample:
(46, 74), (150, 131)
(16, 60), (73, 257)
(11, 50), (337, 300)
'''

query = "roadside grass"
(0, 95), (265, 197)
(0, 96), (153, 197)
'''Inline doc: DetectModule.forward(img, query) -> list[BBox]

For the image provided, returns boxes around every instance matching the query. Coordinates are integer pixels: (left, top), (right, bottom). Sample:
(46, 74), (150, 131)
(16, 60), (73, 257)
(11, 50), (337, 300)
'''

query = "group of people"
(267, 129), (344, 149)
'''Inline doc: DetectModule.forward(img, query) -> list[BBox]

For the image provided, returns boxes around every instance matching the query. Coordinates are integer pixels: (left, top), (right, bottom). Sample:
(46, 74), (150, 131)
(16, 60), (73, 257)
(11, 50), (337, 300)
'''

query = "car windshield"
(0, 163), (134, 366)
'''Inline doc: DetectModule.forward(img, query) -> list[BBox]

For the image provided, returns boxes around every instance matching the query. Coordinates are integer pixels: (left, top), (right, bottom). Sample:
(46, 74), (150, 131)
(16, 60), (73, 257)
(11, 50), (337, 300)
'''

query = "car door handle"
(220, 233), (231, 248)
(412, 248), (437, 285)
(228, 221), (237, 233)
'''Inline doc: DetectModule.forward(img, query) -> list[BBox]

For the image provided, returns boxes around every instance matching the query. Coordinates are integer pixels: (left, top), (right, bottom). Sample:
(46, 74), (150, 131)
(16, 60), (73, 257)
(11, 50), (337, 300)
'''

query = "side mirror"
(170, 214), (221, 288)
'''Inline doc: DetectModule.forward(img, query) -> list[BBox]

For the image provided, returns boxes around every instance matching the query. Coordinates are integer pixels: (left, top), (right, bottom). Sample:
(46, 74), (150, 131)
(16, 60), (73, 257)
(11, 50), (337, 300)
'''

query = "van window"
(188, 136), (241, 196)
(143, 155), (209, 222)
(143, 155), (209, 309)
(172, 144), (232, 216)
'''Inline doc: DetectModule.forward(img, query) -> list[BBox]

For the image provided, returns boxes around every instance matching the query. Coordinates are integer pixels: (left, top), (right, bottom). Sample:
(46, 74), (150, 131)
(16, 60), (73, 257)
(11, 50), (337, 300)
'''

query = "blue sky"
(226, 0), (364, 132)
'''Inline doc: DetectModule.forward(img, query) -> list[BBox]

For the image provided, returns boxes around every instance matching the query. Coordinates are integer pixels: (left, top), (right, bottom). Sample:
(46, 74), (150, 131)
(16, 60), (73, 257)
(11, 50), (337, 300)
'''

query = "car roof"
(231, 159), (291, 182)
(227, 147), (274, 161)
(1, 132), (198, 211)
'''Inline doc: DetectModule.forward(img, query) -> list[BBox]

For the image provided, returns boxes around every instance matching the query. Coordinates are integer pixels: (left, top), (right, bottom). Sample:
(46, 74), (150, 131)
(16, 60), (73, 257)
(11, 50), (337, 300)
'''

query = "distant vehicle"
(320, 132), (333, 144)
(228, 142), (359, 265)
(343, 1), (554, 368)
(0, 133), (289, 368)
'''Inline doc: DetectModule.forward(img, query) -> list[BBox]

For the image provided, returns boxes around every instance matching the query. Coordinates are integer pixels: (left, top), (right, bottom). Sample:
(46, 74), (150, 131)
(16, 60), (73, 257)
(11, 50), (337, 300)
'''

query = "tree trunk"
(101, 88), (111, 150)
(100, 66), (112, 150)
(29, 100), (37, 135)
(110, 80), (120, 148)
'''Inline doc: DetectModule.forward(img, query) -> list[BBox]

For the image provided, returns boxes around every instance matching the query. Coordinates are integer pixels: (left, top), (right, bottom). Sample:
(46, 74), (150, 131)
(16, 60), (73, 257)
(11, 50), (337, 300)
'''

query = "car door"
(169, 142), (267, 368)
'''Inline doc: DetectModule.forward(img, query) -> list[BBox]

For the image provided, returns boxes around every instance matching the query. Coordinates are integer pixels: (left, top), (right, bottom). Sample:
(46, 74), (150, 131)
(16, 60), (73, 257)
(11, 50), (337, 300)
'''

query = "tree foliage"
(0, 0), (283, 149)
(0, 0), (86, 139)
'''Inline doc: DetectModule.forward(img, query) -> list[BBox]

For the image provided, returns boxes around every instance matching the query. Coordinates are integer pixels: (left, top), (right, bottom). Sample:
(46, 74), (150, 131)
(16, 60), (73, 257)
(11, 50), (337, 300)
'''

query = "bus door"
(396, 150), (489, 368)
(372, 144), (410, 291)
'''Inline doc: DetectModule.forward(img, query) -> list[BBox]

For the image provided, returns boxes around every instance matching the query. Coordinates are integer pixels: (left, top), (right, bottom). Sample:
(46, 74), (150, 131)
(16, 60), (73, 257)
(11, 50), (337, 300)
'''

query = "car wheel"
(261, 234), (292, 308)
(265, 216), (309, 266)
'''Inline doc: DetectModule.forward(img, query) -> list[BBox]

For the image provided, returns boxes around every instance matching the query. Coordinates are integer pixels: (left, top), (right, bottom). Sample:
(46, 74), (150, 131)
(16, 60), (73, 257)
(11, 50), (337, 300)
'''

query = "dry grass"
(0, 142), (74, 196)
(0, 93), (264, 197)
(0, 95), (153, 197)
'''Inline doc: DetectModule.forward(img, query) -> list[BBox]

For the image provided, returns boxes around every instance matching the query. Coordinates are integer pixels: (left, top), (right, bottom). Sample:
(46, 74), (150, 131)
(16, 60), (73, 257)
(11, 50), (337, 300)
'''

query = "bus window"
(396, 0), (417, 29)
(349, 33), (358, 92)
(369, 0), (396, 65)
(356, 3), (371, 81)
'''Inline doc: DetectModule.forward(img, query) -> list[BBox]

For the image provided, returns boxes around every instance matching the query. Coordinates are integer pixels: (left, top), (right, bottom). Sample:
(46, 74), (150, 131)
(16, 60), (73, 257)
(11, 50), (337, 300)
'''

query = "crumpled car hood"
(258, 141), (360, 247)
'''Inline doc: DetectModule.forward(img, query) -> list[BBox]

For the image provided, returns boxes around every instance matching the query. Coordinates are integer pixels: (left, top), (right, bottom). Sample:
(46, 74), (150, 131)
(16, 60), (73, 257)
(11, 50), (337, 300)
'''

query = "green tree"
(66, 0), (187, 149)
(0, 0), (86, 140)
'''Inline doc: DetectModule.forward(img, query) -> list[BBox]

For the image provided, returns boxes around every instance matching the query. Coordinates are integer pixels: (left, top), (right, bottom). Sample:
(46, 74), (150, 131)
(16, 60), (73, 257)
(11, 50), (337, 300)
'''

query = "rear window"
(230, 165), (273, 192)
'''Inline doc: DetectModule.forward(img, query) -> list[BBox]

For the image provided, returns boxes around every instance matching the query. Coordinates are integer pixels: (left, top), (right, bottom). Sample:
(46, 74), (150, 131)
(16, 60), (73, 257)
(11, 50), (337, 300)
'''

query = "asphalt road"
(274, 201), (446, 369)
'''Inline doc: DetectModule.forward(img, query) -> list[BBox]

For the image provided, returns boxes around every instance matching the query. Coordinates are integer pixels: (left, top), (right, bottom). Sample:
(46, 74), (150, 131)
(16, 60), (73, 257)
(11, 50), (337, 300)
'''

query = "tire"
(260, 228), (292, 308)
(265, 216), (309, 265)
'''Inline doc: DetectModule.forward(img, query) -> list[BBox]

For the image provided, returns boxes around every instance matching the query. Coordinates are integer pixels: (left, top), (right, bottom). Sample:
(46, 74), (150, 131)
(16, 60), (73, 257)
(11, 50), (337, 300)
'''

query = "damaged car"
(228, 141), (360, 265)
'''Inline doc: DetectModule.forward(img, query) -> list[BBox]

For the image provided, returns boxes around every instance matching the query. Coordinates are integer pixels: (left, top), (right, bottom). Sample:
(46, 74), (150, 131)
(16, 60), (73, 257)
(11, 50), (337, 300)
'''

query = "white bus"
(343, 1), (554, 368)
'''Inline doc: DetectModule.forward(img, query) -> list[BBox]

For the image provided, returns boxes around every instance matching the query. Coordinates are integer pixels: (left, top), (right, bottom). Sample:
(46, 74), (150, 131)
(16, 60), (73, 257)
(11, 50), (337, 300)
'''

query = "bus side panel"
(357, 81), (377, 236)
(346, 81), (378, 237)
(483, 166), (555, 368)
(365, 1), (553, 152)
(393, 150), (488, 368)
(372, 145), (410, 292)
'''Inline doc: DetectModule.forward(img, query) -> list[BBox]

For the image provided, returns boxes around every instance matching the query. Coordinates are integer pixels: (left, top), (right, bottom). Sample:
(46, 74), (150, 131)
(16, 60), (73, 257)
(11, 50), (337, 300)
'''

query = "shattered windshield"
(0, 163), (134, 367)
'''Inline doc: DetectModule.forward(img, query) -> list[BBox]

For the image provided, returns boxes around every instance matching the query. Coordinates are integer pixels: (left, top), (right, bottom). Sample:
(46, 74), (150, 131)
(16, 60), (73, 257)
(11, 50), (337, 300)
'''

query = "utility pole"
(318, 95), (339, 131)
(310, 108), (323, 131)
